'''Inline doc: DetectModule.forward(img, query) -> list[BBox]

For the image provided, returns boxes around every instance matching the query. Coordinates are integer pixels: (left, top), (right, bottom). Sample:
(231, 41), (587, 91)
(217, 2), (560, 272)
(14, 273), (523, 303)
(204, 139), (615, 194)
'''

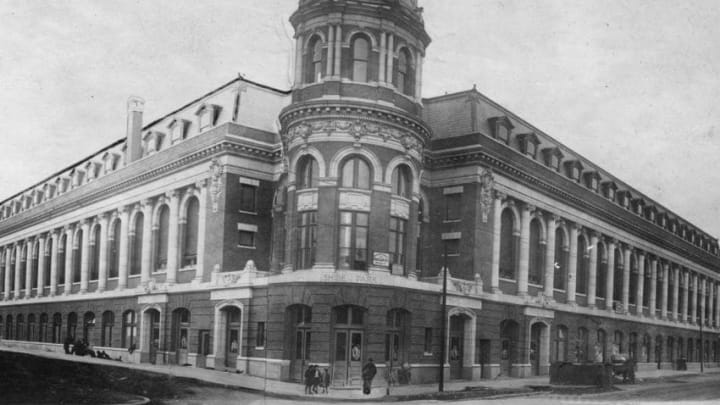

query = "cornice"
(0, 139), (280, 239)
(426, 146), (720, 272)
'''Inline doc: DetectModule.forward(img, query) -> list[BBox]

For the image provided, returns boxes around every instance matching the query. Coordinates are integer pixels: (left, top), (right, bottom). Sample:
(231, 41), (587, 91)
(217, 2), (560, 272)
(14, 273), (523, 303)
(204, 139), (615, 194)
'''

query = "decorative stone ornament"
(479, 168), (495, 223)
(208, 158), (223, 213)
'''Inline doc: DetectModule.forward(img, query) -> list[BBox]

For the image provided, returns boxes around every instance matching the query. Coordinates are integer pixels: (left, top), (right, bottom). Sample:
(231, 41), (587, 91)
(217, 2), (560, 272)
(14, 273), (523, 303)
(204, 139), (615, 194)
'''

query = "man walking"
(362, 358), (377, 395)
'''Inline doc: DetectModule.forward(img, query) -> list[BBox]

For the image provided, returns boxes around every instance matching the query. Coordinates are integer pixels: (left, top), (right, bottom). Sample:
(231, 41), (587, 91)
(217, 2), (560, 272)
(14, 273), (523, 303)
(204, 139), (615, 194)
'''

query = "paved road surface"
(157, 373), (720, 405)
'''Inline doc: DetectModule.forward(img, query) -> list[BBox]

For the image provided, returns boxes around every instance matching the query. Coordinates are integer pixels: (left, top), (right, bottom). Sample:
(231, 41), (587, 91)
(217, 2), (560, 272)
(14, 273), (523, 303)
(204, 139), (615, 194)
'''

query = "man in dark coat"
(361, 358), (377, 395)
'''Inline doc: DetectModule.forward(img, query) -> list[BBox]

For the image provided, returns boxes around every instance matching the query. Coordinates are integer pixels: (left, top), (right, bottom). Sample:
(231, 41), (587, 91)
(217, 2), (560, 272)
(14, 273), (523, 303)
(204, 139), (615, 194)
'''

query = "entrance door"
(290, 329), (311, 382)
(449, 315), (465, 379)
(333, 330), (363, 386)
(478, 339), (491, 379)
(224, 307), (241, 369)
(148, 310), (160, 365)
(197, 329), (210, 368)
(530, 325), (541, 375)
(173, 309), (190, 365)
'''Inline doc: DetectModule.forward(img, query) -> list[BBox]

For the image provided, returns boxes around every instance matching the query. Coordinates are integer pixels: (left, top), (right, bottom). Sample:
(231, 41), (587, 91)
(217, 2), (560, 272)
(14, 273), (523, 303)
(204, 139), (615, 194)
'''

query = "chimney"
(126, 96), (145, 163)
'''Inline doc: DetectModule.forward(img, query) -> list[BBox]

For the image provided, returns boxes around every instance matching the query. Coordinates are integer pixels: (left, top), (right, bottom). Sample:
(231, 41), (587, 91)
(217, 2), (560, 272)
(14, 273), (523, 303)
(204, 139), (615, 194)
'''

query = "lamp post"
(439, 241), (448, 392)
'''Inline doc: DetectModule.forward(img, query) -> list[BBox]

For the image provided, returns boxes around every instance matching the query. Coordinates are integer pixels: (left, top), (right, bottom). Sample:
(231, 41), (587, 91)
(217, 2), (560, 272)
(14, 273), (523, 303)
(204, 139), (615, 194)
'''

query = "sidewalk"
(1, 346), (716, 402)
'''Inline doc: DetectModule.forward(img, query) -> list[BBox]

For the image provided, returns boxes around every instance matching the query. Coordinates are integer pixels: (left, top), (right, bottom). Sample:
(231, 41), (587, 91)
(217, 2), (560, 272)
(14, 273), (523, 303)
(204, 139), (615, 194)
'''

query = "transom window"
(391, 165), (411, 198)
(297, 156), (319, 190)
(340, 157), (371, 189)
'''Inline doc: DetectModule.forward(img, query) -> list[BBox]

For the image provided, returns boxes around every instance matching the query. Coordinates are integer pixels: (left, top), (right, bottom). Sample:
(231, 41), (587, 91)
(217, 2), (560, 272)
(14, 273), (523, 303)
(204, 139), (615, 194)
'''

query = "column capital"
(80, 218), (91, 227)
(523, 203), (535, 213)
(604, 236), (616, 245)
(550, 214), (561, 222)
(119, 204), (132, 214)
(589, 231), (600, 241)
(97, 211), (110, 221)
(494, 190), (506, 201)
(636, 249), (646, 259)
(195, 179), (208, 190)
(141, 198), (154, 209)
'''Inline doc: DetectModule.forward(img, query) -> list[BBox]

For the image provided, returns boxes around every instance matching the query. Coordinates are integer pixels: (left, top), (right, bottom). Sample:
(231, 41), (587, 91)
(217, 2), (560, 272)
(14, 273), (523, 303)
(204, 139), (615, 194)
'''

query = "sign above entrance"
(373, 252), (390, 268)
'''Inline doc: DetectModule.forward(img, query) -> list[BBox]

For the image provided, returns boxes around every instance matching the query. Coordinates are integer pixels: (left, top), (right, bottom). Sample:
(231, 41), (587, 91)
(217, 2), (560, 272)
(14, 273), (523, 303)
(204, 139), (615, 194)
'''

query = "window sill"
(443, 219), (461, 223)
(528, 283), (543, 288)
(152, 271), (167, 275)
(499, 278), (517, 284)
(255, 346), (265, 350)
(128, 274), (141, 278)
(238, 210), (258, 216)
(237, 245), (256, 249)
(423, 352), (433, 357)
(553, 288), (566, 292)
(180, 266), (197, 272)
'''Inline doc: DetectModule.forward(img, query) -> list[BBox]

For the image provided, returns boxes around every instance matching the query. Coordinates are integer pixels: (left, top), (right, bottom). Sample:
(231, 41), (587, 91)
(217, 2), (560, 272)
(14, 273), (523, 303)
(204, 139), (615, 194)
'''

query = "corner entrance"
(332, 305), (366, 387)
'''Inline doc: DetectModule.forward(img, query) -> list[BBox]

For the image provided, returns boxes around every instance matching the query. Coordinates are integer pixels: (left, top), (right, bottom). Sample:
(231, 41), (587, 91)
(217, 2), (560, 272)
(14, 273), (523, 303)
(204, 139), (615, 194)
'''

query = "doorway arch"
(211, 300), (244, 372)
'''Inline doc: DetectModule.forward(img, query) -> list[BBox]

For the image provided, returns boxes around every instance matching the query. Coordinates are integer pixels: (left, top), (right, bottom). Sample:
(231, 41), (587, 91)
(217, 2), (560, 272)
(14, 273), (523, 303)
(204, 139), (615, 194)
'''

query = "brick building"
(1, 0), (720, 386)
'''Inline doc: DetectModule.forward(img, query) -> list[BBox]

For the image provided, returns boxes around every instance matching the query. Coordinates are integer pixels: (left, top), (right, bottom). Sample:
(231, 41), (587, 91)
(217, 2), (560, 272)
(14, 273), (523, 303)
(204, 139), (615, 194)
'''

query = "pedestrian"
(321, 368), (330, 394)
(362, 358), (377, 395)
(312, 365), (321, 394)
(304, 364), (314, 395)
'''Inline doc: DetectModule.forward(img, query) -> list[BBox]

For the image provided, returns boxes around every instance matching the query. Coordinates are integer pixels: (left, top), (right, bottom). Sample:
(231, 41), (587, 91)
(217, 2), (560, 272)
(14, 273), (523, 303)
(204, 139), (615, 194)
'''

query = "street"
(154, 373), (720, 405)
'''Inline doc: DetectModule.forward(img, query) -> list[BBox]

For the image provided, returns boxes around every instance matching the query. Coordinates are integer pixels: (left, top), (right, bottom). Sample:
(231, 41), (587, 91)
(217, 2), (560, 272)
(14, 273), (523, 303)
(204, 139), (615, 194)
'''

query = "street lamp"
(439, 241), (448, 392)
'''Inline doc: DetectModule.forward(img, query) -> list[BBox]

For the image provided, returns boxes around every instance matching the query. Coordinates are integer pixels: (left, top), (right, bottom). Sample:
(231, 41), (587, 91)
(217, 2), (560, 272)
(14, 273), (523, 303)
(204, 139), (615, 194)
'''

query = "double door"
(290, 328), (311, 382)
(333, 330), (363, 386)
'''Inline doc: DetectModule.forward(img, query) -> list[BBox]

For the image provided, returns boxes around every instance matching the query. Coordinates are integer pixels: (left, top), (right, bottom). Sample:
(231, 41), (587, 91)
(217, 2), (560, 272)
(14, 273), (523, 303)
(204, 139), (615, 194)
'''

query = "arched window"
(297, 156), (319, 190)
(122, 310), (137, 348)
(182, 198), (199, 267)
(73, 229), (83, 283)
(596, 242), (606, 298)
(613, 248), (623, 303)
(577, 327), (589, 362)
(20, 245), (27, 293)
(58, 235), (66, 285)
(16, 314), (25, 340)
(554, 228), (567, 290)
(52, 313), (62, 343)
(6, 315), (13, 340)
(499, 209), (517, 280)
(576, 236), (588, 295)
(614, 330), (624, 354)
(83, 311), (95, 342)
(597, 329), (607, 363)
(90, 225), (101, 281)
(130, 213), (144, 275)
(629, 332), (638, 361)
(305, 36), (324, 83)
(155, 205), (170, 271)
(528, 218), (543, 285)
(27, 314), (36, 341)
(655, 335), (663, 363)
(341, 156), (371, 190)
(352, 36), (369, 82)
(101, 311), (114, 347)
(39, 313), (48, 342)
(109, 219), (121, 278)
(396, 48), (414, 96)
(554, 325), (568, 361)
(391, 165), (412, 198)
(31, 242), (39, 292)
(43, 238), (52, 287)
(67, 312), (77, 340)
(643, 333), (651, 362)
(643, 257), (651, 308)
(629, 254), (638, 305)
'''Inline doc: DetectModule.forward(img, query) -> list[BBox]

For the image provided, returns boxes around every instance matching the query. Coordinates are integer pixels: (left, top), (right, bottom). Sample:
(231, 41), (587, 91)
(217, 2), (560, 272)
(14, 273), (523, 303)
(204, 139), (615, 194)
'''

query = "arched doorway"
(332, 305), (366, 387)
(172, 308), (190, 365)
(287, 304), (312, 382)
(83, 312), (95, 344)
(142, 308), (161, 364)
(500, 319), (519, 377)
(530, 322), (550, 376)
(223, 306), (242, 369)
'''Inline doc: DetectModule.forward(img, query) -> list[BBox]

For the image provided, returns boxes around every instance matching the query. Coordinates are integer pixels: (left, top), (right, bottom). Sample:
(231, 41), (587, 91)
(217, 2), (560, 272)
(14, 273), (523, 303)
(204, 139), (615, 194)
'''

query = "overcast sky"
(1, 0), (720, 237)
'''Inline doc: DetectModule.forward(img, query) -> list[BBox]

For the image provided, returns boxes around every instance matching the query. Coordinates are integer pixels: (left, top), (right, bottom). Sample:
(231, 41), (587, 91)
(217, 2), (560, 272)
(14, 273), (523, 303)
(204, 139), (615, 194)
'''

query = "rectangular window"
(389, 217), (407, 266)
(424, 328), (433, 354)
(238, 230), (255, 247)
(445, 193), (461, 221)
(297, 212), (317, 269)
(239, 184), (257, 213)
(338, 211), (368, 270)
(256, 322), (266, 348)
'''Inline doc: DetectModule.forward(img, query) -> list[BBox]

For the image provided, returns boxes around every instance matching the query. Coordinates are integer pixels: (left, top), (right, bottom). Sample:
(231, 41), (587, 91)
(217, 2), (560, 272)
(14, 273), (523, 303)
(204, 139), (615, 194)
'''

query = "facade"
(2, 0), (720, 386)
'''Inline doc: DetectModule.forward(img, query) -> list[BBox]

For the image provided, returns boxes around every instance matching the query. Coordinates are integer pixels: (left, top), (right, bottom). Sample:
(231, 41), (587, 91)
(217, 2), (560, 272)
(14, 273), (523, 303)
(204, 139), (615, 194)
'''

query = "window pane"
(240, 185), (256, 212)
(238, 231), (254, 247)
(341, 160), (354, 188)
(356, 213), (368, 227)
(357, 159), (370, 189)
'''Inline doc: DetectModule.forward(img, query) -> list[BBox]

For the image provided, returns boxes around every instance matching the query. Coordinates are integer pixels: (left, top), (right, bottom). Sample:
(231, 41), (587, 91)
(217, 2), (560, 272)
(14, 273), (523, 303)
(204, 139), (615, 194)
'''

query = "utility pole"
(439, 242), (448, 392)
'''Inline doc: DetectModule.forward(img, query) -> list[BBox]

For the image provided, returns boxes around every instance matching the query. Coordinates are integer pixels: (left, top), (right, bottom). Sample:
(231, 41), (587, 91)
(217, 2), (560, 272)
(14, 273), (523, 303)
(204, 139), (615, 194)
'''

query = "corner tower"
(278, 0), (431, 274)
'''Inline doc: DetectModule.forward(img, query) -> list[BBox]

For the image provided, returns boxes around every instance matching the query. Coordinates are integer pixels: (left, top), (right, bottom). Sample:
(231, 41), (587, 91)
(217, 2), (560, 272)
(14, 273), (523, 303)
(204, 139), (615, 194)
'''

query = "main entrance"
(145, 309), (161, 365)
(332, 305), (366, 387)
(288, 305), (312, 382)
(172, 308), (190, 365)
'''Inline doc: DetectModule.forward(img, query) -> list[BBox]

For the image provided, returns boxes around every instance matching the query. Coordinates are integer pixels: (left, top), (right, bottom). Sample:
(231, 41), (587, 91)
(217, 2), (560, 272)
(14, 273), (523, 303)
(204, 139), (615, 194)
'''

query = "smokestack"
(126, 96), (145, 163)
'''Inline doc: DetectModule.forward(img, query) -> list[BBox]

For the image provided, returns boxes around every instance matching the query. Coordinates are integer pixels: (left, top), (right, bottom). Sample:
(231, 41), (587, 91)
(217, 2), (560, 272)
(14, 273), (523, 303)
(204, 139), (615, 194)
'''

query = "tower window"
(306, 36), (325, 83)
(341, 157), (371, 190)
(352, 36), (369, 83)
(396, 48), (414, 96)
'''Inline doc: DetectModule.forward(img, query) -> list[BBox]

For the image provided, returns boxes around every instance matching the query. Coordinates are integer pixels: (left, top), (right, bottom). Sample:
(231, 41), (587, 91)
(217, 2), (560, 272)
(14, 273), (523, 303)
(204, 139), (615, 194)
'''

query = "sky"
(1, 0), (720, 237)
